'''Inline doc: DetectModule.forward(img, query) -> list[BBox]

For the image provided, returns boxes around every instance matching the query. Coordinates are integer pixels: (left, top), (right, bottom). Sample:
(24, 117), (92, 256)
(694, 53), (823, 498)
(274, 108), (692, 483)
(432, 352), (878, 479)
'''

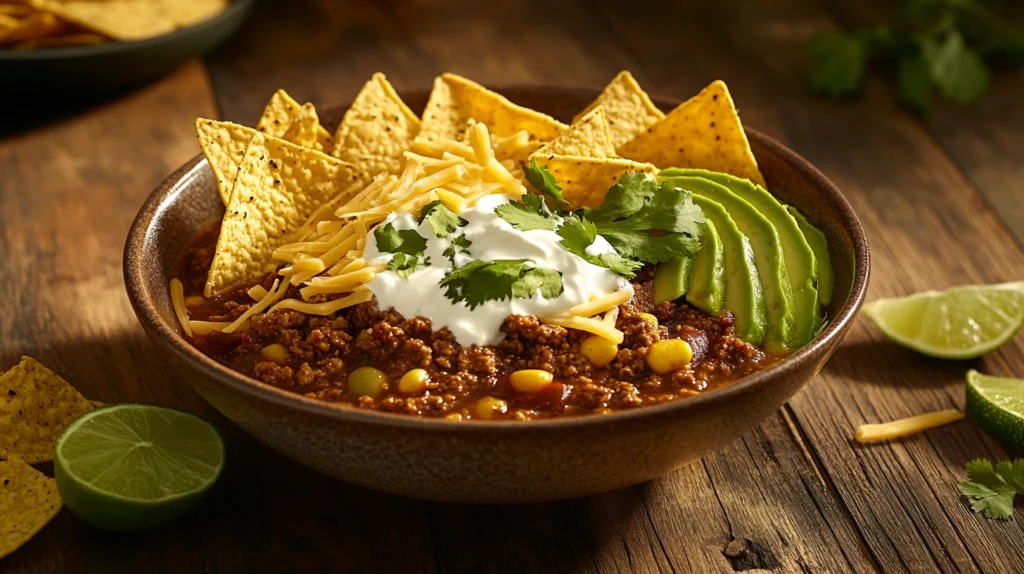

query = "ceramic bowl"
(124, 87), (870, 503)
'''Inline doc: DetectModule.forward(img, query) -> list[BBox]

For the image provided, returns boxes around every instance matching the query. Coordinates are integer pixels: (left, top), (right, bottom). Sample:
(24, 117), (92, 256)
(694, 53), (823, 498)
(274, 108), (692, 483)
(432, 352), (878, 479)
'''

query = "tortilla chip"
(417, 73), (566, 144)
(39, 1), (175, 41)
(0, 357), (93, 464)
(204, 133), (364, 296)
(0, 11), (64, 45)
(618, 80), (765, 186)
(157, 0), (228, 27)
(256, 90), (333, 150)
(331, 73), (420, 179)
(533, 106), (616, 159)
(282, 103), (322, 150)
(575, 71), (665, 149)
(533, 154), (658, 208)
(196, 119), (258, 205)
(0, 456), (62, 560)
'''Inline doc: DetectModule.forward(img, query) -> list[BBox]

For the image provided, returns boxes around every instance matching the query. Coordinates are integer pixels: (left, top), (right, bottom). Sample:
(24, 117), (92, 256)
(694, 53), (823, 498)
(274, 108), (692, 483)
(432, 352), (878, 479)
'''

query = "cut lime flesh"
(966, 370), (1024, 452)
(54, 404), (225, 531)
(862, 282), (1024, 359)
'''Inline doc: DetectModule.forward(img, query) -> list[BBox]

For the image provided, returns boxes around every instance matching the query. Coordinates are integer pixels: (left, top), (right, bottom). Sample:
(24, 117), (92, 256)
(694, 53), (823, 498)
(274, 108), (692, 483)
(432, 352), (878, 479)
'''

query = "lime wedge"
(966, 370), (1024, 452)
(54, 404), (225, 531)
(862, 282), (1024, 359)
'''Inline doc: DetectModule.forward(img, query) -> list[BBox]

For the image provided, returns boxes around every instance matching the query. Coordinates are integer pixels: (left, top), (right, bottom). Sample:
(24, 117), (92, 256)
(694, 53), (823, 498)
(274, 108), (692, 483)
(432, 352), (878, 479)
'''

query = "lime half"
(966, 370), (1024, 452)
(862, 282), (1024, 359)
(54, 404), (225, 531)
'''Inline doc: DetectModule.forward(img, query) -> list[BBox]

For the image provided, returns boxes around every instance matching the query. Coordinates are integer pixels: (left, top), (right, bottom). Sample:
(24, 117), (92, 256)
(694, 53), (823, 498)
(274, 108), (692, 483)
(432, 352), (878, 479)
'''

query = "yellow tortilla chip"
(331, 73), (420, 179)
(158, 0), (228, 27)
(282, 103), (323, 150)
(0, 456), (62, 560)
(618, 80), (765, 186)
(0, 11), (64, 45)
(533, 106), (616, 159)
(255, 89), (333, 151)
(417, 73), (566, 143)
(533, 154), (658, 208)
(196, 119), (258, 205)
(575, 71), (665, 149)
(205, 133), (364, 296)
(0, 357), (93, 464)
(39, 1), (175, 41)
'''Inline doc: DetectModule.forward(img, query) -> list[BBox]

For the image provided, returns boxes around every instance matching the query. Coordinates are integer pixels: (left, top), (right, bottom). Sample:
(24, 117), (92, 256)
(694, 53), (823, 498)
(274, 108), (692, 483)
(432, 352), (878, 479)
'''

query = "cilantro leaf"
(921, 31), (991, 102)
(556, 214), (642, 279)
(958, 458), (1024, 520)
(441, 259), (563, 309)
(600, 230), (701, 264)
(388, 253), (429, 278)
(898, 51), (934, 113)
(419, 200), (467, 238)
(807, 32), (870, 98)
(590, 180), (704, 237)
(374, 222), (427, 255)
(495, 196), (554, 231)
(582, 172), (655, 224)
(511, 267), (564, 299)
(443, 233), (472, 265)
(523, 159), (568, 205)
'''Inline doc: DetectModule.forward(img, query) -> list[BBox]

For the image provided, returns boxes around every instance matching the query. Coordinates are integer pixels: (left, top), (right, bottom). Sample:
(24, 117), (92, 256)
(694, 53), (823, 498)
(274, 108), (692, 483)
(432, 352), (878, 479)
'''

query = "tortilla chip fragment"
(282, 103), (323, 150)
(417, 73), (566, 144)
(196, 119), (260, 205)
(0, 456), (62, 560)
(533, 106), (616, 159)
(39, 1), (174, 41)
(0, 357), (93, 464)
(618, 80), (765, 186)
(575, 71), (665, 149)
(256, 90), (333, 151)
(533, 154), (658, 208)
(332, 73), (420, 179)
(205, 133), (365, 296)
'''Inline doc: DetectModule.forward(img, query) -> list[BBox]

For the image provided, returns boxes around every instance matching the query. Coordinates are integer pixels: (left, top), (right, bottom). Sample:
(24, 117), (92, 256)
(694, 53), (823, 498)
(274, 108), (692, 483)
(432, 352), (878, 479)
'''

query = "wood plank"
(584, 0), (1024, 571)
(205, 1), (876, 573)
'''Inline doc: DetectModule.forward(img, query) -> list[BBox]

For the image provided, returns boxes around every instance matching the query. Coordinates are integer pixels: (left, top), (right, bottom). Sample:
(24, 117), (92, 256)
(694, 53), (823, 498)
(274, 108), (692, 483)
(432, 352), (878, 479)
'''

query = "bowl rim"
(0, 0), (256, 62)
(123, 85), (870, 434)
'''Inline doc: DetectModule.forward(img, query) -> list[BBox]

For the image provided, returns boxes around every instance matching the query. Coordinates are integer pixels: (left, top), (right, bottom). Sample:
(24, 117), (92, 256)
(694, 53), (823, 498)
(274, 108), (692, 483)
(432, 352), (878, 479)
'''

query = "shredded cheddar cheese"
(855, 409), (965, 443)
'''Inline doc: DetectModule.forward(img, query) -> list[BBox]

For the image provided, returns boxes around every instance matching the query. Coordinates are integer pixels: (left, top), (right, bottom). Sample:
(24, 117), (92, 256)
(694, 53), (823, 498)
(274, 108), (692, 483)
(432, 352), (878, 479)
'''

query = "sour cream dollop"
(362, 194), (632, 346)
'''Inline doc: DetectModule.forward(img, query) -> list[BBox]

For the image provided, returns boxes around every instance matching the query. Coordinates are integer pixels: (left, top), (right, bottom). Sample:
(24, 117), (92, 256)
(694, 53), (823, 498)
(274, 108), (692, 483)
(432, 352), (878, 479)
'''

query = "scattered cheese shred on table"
(855, 409), (965, 443)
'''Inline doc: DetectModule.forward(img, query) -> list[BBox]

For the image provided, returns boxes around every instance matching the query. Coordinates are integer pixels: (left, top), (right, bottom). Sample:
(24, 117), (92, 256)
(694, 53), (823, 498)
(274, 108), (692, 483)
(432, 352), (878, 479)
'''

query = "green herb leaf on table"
(921, 31), (990, 102)
(373, 222), (428, 255)
(556, 214), (643, 279)
(898, 51), (934, 112)
(443, 233), (473, 265)
(441, 259), (564, 309)
(958, 458), (1024, 519)
(388, 253), (429, 278)
(807, 32), (870, 98)
(419, 200), (468, 238)
(523, 159), (568, 205)
(495, 195), (554, 231)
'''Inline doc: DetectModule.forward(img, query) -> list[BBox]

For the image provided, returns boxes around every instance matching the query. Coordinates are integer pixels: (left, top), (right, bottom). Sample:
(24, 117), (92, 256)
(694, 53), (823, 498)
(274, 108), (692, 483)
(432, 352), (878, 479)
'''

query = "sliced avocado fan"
(690, 195), (767, 346)
(686, 219), (725, 317)
(787, 206), (834, 308)
(664, 175), (794, 352)
(653, 256), (694, 305)
(664, 169), (820, 348)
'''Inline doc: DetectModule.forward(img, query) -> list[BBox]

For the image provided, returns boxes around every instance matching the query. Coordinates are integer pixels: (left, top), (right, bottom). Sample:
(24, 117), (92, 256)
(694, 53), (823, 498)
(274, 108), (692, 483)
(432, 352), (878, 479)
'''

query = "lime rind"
(966, 369), (1024, 452)
(862, 282), (1024, 359)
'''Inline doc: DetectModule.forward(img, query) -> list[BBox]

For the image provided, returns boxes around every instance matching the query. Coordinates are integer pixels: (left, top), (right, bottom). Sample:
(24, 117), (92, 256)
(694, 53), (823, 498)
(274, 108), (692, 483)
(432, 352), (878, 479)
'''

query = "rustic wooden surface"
(2, 0), (1022, 572)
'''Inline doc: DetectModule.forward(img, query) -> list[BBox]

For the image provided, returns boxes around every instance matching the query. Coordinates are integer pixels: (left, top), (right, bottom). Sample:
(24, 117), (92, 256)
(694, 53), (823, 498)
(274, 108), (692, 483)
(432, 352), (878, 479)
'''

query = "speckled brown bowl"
(124, 87), (869, 503)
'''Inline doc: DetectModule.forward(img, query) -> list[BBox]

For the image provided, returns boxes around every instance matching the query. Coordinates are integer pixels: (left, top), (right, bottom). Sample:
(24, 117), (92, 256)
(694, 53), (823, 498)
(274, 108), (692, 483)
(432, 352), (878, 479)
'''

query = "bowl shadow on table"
(821, 338), (983, 392)
(0, 85), (156, 140)
(3, 333), (645, 573)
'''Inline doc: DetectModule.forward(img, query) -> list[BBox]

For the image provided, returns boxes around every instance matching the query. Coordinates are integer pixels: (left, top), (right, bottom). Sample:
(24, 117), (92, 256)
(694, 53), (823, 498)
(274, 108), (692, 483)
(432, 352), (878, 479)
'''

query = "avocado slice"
(663, 175), (794, 352)
(690, 195), (766, 346)
(664, 168), (820, 348)
(686, 219), (725, 316)
(653, 256), (694, 305)
(787, 206), (834, 307)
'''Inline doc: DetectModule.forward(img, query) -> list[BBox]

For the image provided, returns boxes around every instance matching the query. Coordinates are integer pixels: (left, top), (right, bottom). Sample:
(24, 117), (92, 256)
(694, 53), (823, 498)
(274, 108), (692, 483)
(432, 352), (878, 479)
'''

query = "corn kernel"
(398, 368), (430, 394)
(580, 335), (618, 367)
(445, 412), (464, 421)
(508, 369), (554, 393)
(639, 313), (658, 327)
(348, 366), (387, 399)
(184, 295), (206, 307)
(475, 396), (508, 419)
(260, 343), (290, 364)
(646, 339), (693, 375)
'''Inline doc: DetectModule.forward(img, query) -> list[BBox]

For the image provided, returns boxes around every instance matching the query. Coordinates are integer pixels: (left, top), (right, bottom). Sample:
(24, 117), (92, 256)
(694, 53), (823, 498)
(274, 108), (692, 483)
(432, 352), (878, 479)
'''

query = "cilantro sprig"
(959, 458), (1024, 520)
(443, 233), (472, 265)
(419, 200), (467, 238)
(374, 222), (430, 277)
(556, 214), (643, 279)
(494, 193), (554, 231)
(807, 0), (1024, 113)
(441, 259), (564, 309)
(523, 159), (569, 206)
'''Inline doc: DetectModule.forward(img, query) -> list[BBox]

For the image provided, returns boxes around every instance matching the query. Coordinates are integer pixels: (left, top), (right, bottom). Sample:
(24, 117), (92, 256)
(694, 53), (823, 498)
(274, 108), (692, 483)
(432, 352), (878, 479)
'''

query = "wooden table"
(3, 0), (1023, 571)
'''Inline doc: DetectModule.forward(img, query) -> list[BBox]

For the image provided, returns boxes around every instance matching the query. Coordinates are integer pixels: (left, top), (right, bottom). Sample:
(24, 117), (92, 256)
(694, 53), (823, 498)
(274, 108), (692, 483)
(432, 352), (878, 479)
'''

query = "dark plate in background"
(0, 0), (256, 100)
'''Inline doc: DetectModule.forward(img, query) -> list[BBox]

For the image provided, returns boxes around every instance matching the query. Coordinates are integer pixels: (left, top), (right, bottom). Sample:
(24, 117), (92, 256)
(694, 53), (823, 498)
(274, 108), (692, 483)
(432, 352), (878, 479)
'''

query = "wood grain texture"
(1, 0), (1023, 572)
